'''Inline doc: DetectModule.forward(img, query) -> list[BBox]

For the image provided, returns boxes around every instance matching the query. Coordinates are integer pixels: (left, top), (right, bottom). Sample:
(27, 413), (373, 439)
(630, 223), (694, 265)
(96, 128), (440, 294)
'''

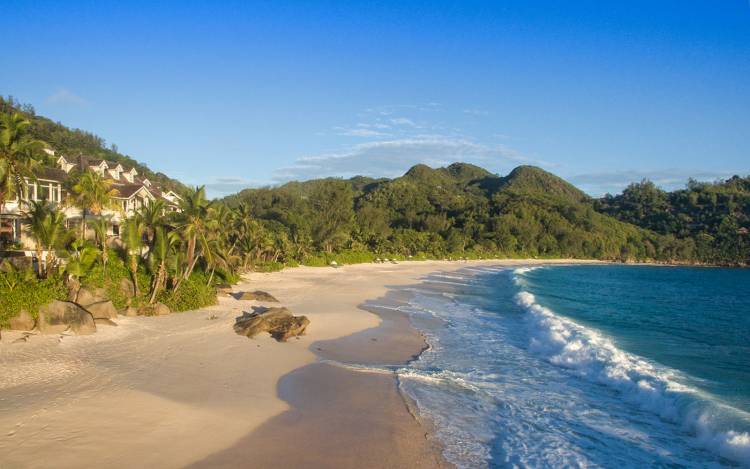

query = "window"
(38, 183), (51, 201)
(112, 224), (120, 236)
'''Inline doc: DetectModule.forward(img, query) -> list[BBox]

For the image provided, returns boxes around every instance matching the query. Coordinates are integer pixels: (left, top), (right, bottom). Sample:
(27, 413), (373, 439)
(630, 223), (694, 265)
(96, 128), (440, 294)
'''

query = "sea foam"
(513, 268), (750, 466)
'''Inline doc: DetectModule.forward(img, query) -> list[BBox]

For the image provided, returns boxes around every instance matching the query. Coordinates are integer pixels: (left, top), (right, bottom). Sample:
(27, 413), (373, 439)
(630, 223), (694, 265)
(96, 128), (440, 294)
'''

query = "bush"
(301, 254), (328, 267)
(252, 261), (285, 272)
(0, 272), (68, 326)
(213, 267), (240, 285)
(159, 271), (217, 312)
(333, 251), (377, 264)
(302, 250), (377, 266)
(81, 256), (147, 308)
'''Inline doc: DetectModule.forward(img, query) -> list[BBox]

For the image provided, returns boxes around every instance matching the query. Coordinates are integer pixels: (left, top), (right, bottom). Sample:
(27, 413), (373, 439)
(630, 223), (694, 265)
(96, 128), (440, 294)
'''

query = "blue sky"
(2, 0), (748, 197)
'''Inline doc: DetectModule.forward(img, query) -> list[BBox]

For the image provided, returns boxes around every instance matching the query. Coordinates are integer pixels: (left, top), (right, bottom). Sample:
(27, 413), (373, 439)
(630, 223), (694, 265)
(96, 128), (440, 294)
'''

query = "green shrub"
(0, 273), (68, 326)
(81, 256), (149, 308)
(301, 253), (328, 267)
(333, 250), (376, 264)
(213, 268), (240, 285)
(252, 261), (285, 272)
(159, 271), (217, 312)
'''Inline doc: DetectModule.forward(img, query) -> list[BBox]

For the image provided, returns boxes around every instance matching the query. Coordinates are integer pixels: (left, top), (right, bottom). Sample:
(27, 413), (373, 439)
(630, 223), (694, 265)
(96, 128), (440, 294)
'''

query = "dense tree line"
(222, 164), (711, 265)
(4, 95), (746, 271)
(595, 178), (750, 265)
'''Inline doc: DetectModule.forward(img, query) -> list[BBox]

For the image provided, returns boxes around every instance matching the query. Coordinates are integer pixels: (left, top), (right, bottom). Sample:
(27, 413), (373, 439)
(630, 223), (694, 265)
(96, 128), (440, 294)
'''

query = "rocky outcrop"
(75, 287), (107, 307)
(119, 278), (135, 300)
(234, 291), (279, 302)
(153, 303), (171, 316)
(119, 306), (139, 317)
(138, 302), (171, 316)
(37, 301), (96, 335)
(85, 300), (119, 320)
(216, 284), (232, 297)
(94, 318), (118, 327)
(66, 277), (81, 302)
(8, 310), (35, 331)
(233, 307), (309, 342)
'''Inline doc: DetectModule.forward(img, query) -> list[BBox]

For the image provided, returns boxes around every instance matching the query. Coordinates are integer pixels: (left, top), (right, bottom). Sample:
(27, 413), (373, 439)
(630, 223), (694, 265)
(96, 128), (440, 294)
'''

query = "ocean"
(370, 264), (750, 468)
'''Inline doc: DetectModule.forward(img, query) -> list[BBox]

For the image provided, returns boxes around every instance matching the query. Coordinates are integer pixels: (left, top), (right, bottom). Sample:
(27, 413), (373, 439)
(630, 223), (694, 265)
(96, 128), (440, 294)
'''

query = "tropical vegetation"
(595, 178), (750, 264)
(1, 97), (748, 328)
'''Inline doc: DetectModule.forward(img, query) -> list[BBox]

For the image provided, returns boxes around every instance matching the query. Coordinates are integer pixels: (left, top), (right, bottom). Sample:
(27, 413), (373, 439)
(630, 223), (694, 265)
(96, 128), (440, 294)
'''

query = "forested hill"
(223, 163), (748, 266)
(595, 178), (750, 265)
(0, 96), (186, 194)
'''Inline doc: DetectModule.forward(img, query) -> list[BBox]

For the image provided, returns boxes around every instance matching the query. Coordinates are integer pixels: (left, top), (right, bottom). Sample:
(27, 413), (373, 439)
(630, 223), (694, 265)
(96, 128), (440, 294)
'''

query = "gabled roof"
(106, 160), (124, 171)
(34, 167), (69, 181)
(113, 184), (154, 200)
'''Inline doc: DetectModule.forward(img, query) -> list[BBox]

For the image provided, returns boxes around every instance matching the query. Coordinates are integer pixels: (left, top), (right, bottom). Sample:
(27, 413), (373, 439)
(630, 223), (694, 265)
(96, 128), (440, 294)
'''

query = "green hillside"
(0, 96), (186, 194)
(224, 163), (707, 265)
(595, 178), (750, 264)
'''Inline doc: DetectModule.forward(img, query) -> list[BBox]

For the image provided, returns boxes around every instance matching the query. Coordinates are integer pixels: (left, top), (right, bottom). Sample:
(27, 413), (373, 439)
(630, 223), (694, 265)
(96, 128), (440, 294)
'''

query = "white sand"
(0, 259), (600, 468)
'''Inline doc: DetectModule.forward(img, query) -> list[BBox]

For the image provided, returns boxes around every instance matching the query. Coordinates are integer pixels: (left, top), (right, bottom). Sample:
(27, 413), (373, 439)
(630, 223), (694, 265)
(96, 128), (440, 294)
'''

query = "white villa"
(0, 151), (182, 252)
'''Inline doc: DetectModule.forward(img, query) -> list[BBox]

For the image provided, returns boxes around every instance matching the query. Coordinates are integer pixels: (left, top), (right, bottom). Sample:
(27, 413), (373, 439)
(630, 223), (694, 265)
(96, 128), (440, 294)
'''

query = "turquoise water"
(523, 266), (750, 414)
(379, 265), (750, 468)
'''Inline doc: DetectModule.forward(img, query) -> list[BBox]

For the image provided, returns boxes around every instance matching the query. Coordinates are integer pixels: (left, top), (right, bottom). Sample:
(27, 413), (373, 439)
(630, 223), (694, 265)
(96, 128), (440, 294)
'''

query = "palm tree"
(174, 186), (211, 282)
(23, 200), (65, 278)
(148, 225), (175, 304)
(123, 217), (143, 297)
(137, 199), (166, 251)
(71, 170), (119, 241)
(91, 215), (112, 271)
(0, 113), (45, 213)
(64, 239), (100, 285)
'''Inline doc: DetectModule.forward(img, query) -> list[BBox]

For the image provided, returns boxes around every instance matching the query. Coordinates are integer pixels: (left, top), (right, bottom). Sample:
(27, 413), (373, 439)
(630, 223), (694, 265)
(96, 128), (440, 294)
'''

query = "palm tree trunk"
(149, 262), (165, 304)
(101, 244), (108, 272)
(185, 253), (200, 280)
(130, 255), (140, 297)
(174, 254), (200, 293)
(80, 210), (87, 241)
(35, 246), (44, 278)
(184, 236), (196, 280)
(207, 266), (215, 286)
(45, 251), (55, 278)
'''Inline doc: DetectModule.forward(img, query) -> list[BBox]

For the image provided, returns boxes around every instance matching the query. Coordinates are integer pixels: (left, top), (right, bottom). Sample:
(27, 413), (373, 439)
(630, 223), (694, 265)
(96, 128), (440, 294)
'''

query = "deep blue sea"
(374, 265), (750, 468)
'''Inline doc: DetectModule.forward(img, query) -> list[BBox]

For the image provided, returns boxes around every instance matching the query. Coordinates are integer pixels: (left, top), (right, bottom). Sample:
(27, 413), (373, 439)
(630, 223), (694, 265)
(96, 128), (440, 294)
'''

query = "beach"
(0, 259), (599, 468)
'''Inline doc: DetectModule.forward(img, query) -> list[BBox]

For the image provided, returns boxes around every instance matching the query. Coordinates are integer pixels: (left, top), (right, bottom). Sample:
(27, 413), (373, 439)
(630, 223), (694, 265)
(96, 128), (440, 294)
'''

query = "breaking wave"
(514, 269), (750, 466)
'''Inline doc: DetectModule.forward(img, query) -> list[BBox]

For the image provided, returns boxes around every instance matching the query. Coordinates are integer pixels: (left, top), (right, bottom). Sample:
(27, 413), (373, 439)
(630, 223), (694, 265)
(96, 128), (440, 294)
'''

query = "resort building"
(0, 152), (181, 252)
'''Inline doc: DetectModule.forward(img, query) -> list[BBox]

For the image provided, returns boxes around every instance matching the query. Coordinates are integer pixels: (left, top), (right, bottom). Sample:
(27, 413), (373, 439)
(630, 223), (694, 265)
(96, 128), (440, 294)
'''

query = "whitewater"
(366, 265), (750, 468)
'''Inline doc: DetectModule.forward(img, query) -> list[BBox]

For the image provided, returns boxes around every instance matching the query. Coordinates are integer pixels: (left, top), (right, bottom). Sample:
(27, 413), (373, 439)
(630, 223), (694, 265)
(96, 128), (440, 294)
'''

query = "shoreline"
(188, 258), (602, 467)
(0, 258), (600, 468)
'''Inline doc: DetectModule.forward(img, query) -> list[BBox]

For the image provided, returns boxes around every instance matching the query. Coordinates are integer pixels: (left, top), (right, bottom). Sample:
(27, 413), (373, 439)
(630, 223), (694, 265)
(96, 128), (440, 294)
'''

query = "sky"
(2, 0), (749, 198)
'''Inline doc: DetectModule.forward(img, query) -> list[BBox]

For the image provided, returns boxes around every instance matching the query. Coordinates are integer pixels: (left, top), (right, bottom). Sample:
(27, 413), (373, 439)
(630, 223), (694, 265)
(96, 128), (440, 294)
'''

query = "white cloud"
(46, 88), (88, 106)
(287, 103), (538, 184)
(334, 126), (390, 137)
(273, 137), (534, 182)
(201, 176), (260, 199)
(390, 117), (418, 127)
(463, 108), (489, 116)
